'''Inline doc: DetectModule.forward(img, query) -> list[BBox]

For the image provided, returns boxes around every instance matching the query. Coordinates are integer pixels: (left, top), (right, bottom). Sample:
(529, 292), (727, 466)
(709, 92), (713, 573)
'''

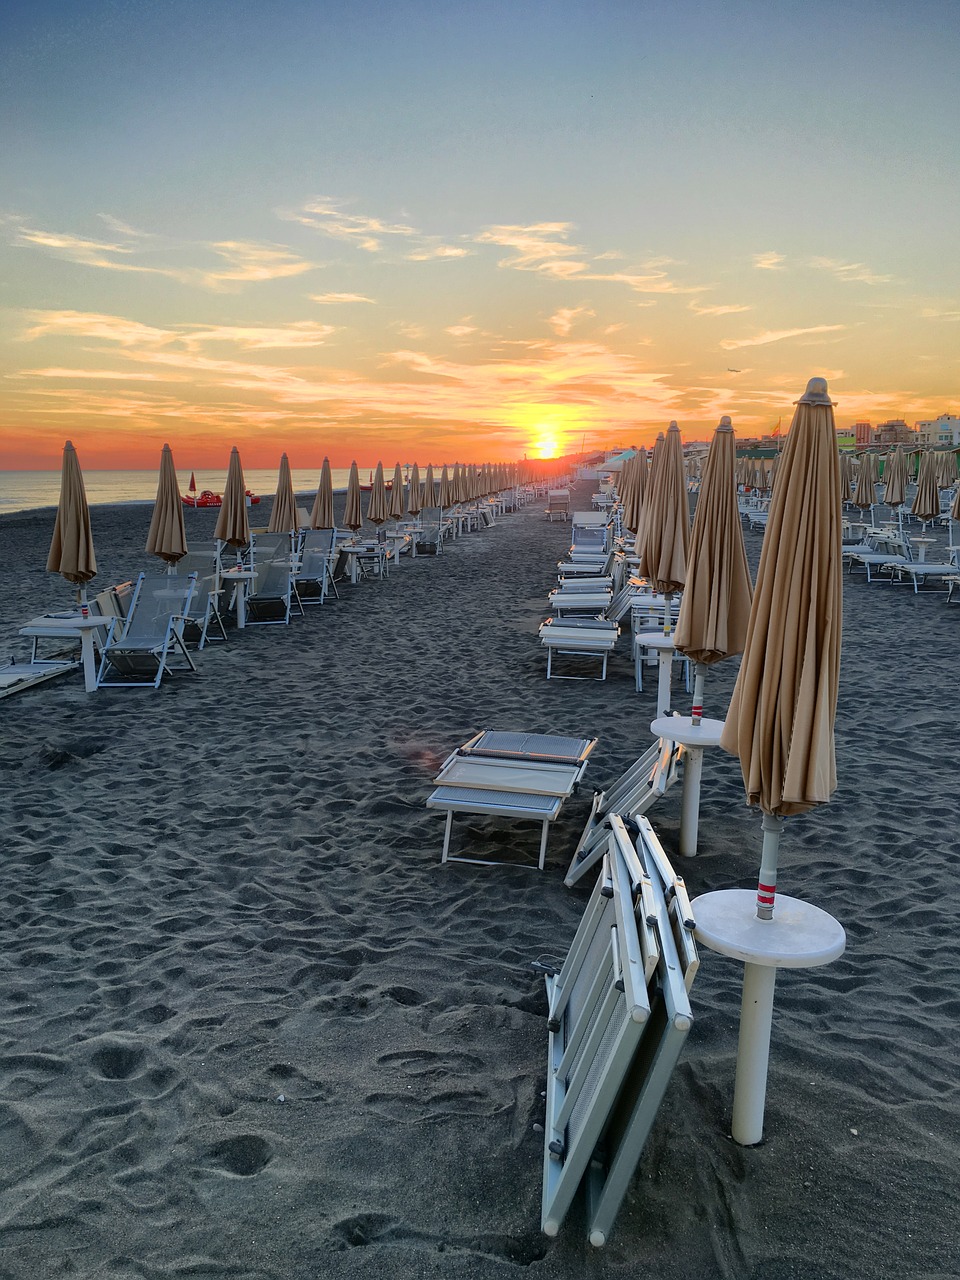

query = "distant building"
(875, 419), (915, 446)
(916, 414), (960, 448)
(853, 421), (873, 447)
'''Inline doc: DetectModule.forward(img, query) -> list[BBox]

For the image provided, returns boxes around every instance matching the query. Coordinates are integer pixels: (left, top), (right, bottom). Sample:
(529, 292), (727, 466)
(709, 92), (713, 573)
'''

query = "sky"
(2, 0), (959, 469)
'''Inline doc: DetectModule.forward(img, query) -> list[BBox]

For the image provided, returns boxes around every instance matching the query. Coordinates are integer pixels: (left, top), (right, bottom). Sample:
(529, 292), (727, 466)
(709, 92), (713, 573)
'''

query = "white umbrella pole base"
(691, 889), (846, 1147)
(650, 717), (724, 858)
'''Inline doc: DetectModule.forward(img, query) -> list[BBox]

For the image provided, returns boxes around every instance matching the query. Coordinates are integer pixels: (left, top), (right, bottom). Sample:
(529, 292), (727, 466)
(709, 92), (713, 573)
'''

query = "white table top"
(692, 889), (845, 969)
(20, 613), (112, 634)
(634, 630), (679, 652)
(650, 715), (725, 747)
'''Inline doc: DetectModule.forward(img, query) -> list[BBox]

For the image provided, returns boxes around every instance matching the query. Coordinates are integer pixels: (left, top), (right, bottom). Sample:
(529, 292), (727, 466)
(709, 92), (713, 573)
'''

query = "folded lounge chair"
(96, 573), (198, 689)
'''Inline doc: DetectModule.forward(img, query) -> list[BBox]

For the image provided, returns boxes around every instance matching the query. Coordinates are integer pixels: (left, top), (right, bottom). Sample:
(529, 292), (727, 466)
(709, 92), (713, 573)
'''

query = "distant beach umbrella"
(343, 462), (362, 531)
(708, 376), (846, 1146)
(408, 462), (423, 516)
(437, 465), (453, 509)
(267, 452), (298, 534)
(187, 470), (198, 506)
(911, 451), (941, 528)
(935, 449), (956, 489)
(145, 443), (188, 565)
(636, 421), (689, 597)
(838, 453), (854, 503)
(47, 440), (97, 593)
(422, 463), (436, 508)
(881, 447), (907, 510)
(854, 452), (878, 517)
(388, 462), (407, 520)
(310, 457), (335, 529)
(366, 462), (389, 526)
(674, 416), (753, 717)
(214, 446), (251, 548)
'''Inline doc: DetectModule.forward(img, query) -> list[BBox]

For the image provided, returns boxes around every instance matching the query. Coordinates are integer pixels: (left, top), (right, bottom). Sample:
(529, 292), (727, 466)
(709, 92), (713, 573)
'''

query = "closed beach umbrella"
(636, 421), (689, 597)
(268, 452), (298, 534)
(674, 416), (753, 718)
(145, 442), (188, 565)
(437, 465), (453, 509)
(710, 376), (845, 1146)
(408, 462), (423, 516)
(854, 452), (878, 518)
(388, 463), (407, 520)
(366, 462), (389, 526)
(838, 453), (854, 504)
(310, 457), (335, 529)
(343, 461), (362, 531)
(47, 439), (97, 592)
(911, 451), (941, 528)
(215, 446), (251, 548)
(720, 376), (842, 871)
(936, 450), (956, 489)
(422, 463), (436, 509)
(882, 447), (907, 510)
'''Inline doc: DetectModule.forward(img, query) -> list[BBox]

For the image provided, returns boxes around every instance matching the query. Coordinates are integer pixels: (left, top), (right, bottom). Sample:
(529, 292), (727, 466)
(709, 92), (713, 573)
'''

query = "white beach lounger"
(426, 730), (597, 870)
(539, 618), (619, 680)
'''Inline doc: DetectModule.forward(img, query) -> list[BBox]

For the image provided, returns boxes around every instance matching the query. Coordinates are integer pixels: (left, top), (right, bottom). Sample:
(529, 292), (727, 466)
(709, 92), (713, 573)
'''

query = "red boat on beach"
(182, 489), (260, 508)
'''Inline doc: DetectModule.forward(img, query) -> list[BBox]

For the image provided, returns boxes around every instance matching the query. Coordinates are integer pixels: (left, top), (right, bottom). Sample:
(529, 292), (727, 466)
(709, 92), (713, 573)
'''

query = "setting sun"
(533, 433), (560, 459)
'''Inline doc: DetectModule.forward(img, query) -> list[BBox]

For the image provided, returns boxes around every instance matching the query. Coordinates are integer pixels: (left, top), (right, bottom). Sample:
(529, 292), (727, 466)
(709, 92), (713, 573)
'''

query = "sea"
(0, 468), (362, 516)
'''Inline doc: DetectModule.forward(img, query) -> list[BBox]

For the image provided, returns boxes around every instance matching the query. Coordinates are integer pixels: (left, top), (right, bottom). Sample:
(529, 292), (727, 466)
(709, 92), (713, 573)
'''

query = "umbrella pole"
(656, 593), (674, 718)
(691, 663), (706, 726)
(757, 811), (783, 920)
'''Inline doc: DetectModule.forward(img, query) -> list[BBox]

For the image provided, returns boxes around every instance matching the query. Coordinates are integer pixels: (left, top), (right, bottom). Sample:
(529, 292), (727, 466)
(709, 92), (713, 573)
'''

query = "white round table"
(650, 715), (724, 856)
(692, 888), (845, 1145)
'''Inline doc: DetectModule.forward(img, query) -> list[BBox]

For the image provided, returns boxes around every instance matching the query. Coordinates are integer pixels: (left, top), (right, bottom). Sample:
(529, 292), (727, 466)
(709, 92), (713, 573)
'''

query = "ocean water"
(0, 468), (361, 516)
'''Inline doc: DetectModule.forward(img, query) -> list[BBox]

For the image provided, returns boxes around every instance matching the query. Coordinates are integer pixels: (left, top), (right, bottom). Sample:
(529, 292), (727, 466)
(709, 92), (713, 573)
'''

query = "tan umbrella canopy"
(711, 376), (845, 1147)
(720, 375), (842, 847)
(267, 452), (298, 534)
(838, 453), (854, 504)
(343, 461), (363, 531)
(437, 464), (453, 509)
(388, 463), (407, 520)
(619, 454), (642, 535)
(635, 421), (689, 598)
(853, 451), (878, 517)
(310, 457), (335, 529)
(935, 449), (957, 489)
(366, 462), (389, 526)
(422, 463), (436, 509)
(674, 417), (753, 716)
(47, 439), (97, 593)
(882, 448), (907, 509)
(214, 446), (251, 547)
(911, 451), (941, 527)
(407, 462), (423, 516)
(145, 442), (188, 565)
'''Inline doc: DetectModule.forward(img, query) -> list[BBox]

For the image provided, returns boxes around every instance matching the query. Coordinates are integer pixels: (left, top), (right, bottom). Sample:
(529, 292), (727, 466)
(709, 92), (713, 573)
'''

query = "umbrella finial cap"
(717, 416), (733, 431)
(797, 377), (835, 405)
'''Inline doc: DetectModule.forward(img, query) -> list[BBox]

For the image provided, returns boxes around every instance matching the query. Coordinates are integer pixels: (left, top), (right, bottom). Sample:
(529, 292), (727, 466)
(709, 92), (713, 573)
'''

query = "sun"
(533, 433), (560, 459)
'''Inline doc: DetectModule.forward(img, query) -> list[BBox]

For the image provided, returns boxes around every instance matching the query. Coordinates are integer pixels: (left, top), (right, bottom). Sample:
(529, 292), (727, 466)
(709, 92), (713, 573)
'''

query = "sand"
(0, 487), (958, 1280)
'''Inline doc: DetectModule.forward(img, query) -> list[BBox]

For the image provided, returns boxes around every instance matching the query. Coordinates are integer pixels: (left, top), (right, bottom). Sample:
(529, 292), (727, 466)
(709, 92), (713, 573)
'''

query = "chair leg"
(441, 811), (454, 863)
(538, 820), (550, 871)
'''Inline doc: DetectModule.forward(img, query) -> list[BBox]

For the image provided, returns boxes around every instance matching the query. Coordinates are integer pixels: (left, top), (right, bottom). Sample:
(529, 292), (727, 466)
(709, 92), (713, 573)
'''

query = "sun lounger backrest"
(251, 557), (292, 600)
(115, 575), (196, 646)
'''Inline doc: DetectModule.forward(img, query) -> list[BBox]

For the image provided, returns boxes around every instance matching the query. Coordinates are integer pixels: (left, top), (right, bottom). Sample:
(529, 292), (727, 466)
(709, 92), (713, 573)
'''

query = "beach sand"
(0, 487), (958, 1280)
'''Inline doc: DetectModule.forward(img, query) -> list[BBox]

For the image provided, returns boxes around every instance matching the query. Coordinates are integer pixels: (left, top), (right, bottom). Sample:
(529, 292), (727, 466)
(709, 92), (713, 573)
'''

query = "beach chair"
(542, 816), (695, 1244)
(295, 528), (341, 603)
(96, 573), (199, 689)
(546, 490), (571, 521)
(539, 617), (620, 680)
(426, 730), (597, 871)
(565, 735), (684, 887)
(245, 554), (301, 624)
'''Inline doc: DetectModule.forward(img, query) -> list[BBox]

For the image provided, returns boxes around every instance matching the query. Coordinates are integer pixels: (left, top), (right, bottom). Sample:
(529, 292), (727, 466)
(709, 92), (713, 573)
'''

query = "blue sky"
(2, 0), (958, 467)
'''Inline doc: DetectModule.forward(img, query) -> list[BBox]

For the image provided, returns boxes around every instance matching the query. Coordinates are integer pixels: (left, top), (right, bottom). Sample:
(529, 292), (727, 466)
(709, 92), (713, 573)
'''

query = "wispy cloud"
(720, 324), (847, 350)
(689, 300), (752, 317)
(754, 252), (786, 270)
(445, 324), (478, 338)
(10, 218), (318, 290)
(280, 197), (417, 251)
(406, 244), (471, 261)
(549, 306), (595, 336)
(310, 292), (376, 304)
(181, 322), (336, 349)
(920, 307), (960, 322)
(810, 257), (893, 285)
(474, 222), (707, 294)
